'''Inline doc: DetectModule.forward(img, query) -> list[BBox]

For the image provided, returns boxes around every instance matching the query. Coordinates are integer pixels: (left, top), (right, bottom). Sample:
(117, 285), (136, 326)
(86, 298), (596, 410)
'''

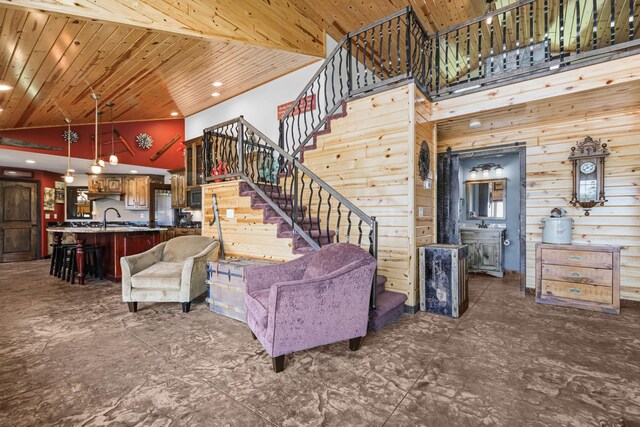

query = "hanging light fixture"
(62, 118), (75, 183)
(90, 93), (103, 174)
(106, 102), (118, 165)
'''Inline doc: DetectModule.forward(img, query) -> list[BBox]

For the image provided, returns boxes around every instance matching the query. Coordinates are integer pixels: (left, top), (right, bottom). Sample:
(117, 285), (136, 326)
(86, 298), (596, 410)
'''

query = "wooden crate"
(535, 243), (620, 314)
(206, 258), (276, 322)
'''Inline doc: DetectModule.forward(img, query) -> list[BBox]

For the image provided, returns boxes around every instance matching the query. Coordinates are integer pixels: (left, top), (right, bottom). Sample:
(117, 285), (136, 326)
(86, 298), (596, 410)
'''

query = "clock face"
(580, 161), (596, 174)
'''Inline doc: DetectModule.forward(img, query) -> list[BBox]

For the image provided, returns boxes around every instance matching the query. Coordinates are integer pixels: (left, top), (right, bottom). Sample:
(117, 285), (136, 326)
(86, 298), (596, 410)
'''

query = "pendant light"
(106, 102), (118, 165)
(62, 118), (75, 183)
(90, 93), (103, 174)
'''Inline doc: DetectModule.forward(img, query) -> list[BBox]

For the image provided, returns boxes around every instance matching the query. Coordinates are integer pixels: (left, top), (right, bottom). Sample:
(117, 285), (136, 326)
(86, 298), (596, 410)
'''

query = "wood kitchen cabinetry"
(460, 228), (505, 277)
(184, 136), (204, 189)
(123, 175), (164, 210)
(169, 168), (187, 208)
(88, 175), (122, 193)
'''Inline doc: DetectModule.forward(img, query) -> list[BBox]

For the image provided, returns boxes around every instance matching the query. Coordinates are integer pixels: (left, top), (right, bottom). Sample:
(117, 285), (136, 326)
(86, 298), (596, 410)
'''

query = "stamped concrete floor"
(0, 260), (639, 426)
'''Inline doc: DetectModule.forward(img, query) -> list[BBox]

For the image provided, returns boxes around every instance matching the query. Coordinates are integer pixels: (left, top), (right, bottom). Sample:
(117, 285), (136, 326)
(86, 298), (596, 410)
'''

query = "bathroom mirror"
(466, 179), (506, 220)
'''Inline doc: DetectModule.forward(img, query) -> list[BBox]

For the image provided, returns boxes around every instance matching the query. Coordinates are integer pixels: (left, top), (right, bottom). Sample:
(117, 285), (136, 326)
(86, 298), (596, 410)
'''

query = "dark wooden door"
(0, 180), (38, 262)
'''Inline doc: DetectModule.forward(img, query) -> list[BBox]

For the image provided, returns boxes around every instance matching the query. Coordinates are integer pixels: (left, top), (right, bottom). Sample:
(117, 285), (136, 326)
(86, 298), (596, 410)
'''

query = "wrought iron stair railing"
(203, 117), (380, 308)
(279, 7), (428, 156)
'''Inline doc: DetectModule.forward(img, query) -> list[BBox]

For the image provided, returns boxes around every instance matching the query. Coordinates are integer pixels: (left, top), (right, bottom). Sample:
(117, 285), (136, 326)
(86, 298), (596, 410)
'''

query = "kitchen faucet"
(103, 207), (122, 229)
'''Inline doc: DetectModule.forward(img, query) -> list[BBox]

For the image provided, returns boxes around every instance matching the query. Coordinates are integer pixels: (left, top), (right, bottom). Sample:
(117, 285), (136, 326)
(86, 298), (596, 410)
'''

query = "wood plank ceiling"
(0, 2), (324, 129)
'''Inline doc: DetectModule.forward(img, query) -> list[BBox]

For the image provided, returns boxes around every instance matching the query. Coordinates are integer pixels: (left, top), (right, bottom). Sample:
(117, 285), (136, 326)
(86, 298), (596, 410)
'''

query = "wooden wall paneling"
(201, 181), (296, 262)
(430, 54), (640, 121)
(437, 87), (640, 301)
(302, 85), (414, 302)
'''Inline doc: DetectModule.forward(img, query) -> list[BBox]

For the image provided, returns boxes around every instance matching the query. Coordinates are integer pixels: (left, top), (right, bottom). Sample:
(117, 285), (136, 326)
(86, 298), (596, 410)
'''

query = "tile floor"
(0, 260), (638, 426)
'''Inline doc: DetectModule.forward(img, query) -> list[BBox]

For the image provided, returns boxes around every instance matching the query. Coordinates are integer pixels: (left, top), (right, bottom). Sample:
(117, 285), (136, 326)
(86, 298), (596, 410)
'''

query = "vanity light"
(495, 165), (504, 176)
(469, 168), (478, 179)
(469, 163), (503, 179)
(482, 168), (490, 177)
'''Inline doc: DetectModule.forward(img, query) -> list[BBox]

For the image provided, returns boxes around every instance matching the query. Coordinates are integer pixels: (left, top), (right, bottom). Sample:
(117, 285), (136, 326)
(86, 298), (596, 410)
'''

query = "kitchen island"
(47, 227), (167, 284)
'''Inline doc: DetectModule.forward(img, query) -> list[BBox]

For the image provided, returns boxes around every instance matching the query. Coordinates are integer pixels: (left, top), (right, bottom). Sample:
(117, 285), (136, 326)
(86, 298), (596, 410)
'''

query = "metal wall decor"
(568, 136), (610, 215)
(418, 140), (433, 189)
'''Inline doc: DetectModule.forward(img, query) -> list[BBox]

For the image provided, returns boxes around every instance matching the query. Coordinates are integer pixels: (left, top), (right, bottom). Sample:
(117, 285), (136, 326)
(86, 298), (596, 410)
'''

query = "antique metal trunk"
(206, 258), (275, 322)
(419, 244), (469, 318)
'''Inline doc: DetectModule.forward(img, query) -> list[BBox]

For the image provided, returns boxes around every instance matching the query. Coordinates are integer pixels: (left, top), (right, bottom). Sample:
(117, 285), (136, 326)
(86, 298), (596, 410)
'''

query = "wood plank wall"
(201, 181), (297, 262)
(412, 88), (437, 305)
(438, 108), (640, 301)
(302, 85), (418, 305)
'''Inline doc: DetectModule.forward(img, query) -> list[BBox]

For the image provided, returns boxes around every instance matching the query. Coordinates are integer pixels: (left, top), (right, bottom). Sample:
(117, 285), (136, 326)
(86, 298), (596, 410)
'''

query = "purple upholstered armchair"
(244, 243), (377, 373)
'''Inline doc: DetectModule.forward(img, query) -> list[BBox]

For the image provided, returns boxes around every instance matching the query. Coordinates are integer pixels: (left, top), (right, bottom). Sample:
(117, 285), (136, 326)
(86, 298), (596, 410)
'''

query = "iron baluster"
(316, 187), (323, 246)
(490, 17), (495, 74)
(544, 0), (550, 60)
(427, 36), (434, 92)
(292, 166), (299, 229)
(466, 26), (470, 83)
(336, 201), (342, 243)
(515, 6), (521, 69)
(529, 2), (534, 66)
(478, 23), (483, 79)
(406, 11), (412, 77)
(560, 0), (565, 62)
(370, 26), (376, 83)
(355, 37), (361, 89)
(326, 193), (332, 245)
(307, 179), (314, 236)
(387, 20), (393, 77)
(396, 17), (401, 76)
(357, 219), (363, 246)
(576, 0), (582, 53)
(346, 211), (352, 243)
(346, 35), (352, 96)
(611, 0), (616, 46)
(363, 32), (368, 86)
(593, 0), (599, 50)
(444, 34), (449, 87)
(435, 35), (441, 92)
(630, 0), (635, 40)
(502, 12), (507, 71)
(455, 29), (460, 83)
(379, 24), (385, 80)
(237, 120), (244, 174)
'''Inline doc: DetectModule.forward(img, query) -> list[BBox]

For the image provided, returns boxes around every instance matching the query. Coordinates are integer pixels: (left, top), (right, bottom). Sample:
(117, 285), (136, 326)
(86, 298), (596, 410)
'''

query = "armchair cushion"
(162, 235), (215, 262)
(131, 261), (183, 290)
(245, 289), (270, 329)
(302, 243), (372, 280)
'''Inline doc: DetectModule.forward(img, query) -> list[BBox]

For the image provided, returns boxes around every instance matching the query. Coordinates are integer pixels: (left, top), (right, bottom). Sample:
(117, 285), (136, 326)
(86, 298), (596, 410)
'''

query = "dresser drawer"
(541, 249), (612, 269)
(541, 280), (613, 304)
(541, 264), (612, 287)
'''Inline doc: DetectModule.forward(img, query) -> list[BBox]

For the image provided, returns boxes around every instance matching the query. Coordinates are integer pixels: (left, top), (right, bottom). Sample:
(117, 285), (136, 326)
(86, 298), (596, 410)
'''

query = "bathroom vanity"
(460, 227), (505, 277)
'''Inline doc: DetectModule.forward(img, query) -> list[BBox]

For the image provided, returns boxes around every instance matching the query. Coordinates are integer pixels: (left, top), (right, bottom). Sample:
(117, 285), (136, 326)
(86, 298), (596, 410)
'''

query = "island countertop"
(47, 226), (167, 233)
(49, 227), (167, 284)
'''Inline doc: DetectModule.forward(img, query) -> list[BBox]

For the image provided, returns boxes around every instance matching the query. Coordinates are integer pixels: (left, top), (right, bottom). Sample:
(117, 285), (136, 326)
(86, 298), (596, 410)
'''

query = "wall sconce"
(469, 163), (503, 179)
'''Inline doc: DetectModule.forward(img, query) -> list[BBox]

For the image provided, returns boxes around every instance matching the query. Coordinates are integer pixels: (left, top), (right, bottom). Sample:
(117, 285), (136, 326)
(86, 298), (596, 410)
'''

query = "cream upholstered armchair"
(121, 236), (219, 313)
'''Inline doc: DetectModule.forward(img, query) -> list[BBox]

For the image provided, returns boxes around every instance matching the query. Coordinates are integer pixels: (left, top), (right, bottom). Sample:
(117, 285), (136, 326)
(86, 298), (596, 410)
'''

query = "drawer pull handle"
(569, 255), (582, 261)
(569, 272), (582, 278)
(568, 288), (582, 295)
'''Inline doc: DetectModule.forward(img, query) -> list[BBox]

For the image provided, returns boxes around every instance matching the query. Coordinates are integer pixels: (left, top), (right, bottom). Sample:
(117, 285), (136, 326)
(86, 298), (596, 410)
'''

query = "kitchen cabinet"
(184, 136), (204, 190)
(460, 228), (505, 278)
(88, 175), (122, 193)
(169, 168), (187, 208)
(123, 175), (163, 210)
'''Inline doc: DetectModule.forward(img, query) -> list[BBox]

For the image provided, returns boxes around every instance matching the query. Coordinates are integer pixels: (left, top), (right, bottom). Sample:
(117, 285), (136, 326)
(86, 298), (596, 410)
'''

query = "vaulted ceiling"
(0, 1), (325, 129)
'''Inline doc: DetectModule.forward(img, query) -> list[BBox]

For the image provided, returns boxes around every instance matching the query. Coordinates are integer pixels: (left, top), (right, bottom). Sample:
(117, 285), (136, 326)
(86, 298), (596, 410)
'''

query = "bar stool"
(50, 243), (75, 277)
(62, 245), (103, 284)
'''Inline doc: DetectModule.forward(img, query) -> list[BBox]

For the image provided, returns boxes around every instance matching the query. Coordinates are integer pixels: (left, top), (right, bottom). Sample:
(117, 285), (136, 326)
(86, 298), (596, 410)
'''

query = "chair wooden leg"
(250, 331), (257, 340)
(272, 355), (285, 373)
(127, 302), (138, 313)
(349, 337), (362, 351)
(182, 302), (191, 313)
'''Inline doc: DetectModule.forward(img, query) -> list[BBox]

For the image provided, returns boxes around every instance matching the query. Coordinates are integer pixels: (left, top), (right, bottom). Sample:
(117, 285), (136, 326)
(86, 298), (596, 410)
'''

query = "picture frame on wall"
(54, 181), (65, 203)
(44, 187), (55, 211)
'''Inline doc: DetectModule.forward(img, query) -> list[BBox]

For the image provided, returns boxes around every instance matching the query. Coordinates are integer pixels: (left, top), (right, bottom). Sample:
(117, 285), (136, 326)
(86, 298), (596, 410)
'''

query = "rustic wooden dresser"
(535, 243), (620, 314)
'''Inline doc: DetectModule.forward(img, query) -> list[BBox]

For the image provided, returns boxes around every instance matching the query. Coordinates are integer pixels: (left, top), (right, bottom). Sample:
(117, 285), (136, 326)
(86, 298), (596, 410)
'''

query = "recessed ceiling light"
(0, 83), (12, 91)
(68, 169), (75, 173)
(212, 81), (223, 87)
(25, 159), (36, 164)
(211, 92), (220, 97)
(7, 171), (16, 174)
(469, 119), (482, 129)
(130, 170), (138, 174)
(170, 112), (179, 117)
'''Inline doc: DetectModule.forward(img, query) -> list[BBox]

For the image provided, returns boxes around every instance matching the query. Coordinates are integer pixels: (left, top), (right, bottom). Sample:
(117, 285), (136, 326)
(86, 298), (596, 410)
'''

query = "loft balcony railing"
(427, 0), (640, 98)
(279, 2), (640, 154)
